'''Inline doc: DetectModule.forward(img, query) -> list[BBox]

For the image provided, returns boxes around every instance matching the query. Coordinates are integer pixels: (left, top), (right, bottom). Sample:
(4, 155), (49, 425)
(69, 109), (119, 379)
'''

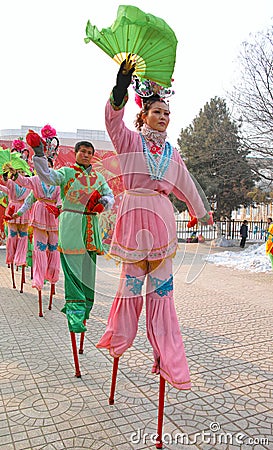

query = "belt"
(62, 208), (96, 215)
(36, 198), (57, 204)
(125, 189), (163, 197)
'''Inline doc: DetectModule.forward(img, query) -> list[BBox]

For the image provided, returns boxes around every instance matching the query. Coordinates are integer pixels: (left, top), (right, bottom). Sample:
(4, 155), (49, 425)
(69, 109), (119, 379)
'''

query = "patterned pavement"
(0, 243), (272, 450)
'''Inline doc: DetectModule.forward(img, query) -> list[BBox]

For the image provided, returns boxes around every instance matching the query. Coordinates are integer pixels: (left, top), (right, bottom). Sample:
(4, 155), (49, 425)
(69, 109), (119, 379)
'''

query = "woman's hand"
(199, 211), (214, 226)
(113, 54), (136, 106)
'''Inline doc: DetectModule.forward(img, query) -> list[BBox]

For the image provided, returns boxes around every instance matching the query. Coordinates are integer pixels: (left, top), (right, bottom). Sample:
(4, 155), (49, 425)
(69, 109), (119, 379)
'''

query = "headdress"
(131, 76), (175, 108)
(11, 137), (30, 162)
(26, 124), (60, 161)
(41, 124), (59, 160)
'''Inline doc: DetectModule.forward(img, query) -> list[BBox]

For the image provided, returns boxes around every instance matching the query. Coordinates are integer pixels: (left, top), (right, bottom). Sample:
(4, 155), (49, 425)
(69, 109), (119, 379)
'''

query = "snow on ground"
(206, 242), (272, 273)
(0, 244), (272, 273)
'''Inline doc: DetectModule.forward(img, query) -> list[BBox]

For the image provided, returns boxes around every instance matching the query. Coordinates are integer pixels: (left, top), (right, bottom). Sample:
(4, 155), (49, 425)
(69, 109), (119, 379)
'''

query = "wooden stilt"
(70, 332), (81, 378)
(11, 263), (16, 289)
(109, 357), (119, 405)
(79, 320), (86, 354)
(30, 266), (33, 280)
(48, 283), (55, 310)
(38, 290), (43, 317)
(155, 375), (166, 449)
(20, 266), (25, 293)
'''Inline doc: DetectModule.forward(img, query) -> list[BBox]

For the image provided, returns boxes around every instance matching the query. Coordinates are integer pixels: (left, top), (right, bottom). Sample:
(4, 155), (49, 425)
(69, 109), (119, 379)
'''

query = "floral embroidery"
(36, 241), (47, 251)
(18, 231), (28, 237)
(48, 243), (58, 252)
(149, 274), (173, 297)
(63, 178), (74, 197)
(125, 274), (144, 295)
(150, 143), (162, 156)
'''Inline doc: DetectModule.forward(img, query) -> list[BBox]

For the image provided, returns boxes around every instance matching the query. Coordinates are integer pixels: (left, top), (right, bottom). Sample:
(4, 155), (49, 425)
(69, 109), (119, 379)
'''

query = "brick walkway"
(0, 243), (272, 449)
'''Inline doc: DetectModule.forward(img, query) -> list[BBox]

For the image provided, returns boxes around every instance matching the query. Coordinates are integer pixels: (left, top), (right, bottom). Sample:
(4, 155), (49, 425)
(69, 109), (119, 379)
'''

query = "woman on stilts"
(10, 157), (61, 316)
(96, 56), (213, 447)
(0, 171), (31, 291)
(29, 136), (114, 377)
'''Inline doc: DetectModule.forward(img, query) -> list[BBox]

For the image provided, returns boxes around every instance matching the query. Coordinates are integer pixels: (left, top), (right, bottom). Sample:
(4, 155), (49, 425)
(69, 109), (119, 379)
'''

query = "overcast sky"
(1, 0), (272, 144)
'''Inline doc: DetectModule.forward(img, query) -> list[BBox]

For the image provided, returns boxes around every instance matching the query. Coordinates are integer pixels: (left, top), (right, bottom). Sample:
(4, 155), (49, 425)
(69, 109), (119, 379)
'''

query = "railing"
(175, 219), (268, 242)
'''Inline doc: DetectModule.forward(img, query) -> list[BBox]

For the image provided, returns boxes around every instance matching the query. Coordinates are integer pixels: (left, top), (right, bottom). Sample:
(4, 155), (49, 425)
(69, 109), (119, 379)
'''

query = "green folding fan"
(84, 5), (178, 87)
(0, 147), (32, 176)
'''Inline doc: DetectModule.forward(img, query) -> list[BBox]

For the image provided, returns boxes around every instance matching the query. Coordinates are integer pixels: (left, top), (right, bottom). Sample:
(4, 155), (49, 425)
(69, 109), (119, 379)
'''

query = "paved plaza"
(0, 243), (272, 450)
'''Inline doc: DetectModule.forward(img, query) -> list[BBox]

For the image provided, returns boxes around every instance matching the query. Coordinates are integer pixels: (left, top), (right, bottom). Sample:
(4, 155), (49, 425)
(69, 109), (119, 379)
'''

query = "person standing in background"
(239, 220), (248, 248)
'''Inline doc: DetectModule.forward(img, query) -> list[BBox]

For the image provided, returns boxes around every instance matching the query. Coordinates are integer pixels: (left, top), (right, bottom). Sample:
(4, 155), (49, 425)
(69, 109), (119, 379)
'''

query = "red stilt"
(20, 266), (25, 293)
(79, 320), (86, 354)
(155, 376), (166, 449)
(10, 263), (16, 289)
(38, 290), (43, 317)
(109, 357), (119, 405)
(48, 283), (55, 310)
(70, 332), (81, 378)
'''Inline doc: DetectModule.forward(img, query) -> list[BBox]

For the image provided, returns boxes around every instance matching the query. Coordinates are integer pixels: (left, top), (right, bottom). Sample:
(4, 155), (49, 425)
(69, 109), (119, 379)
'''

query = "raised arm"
(105, 56), (137, 153)
(33, 156), (64, 186)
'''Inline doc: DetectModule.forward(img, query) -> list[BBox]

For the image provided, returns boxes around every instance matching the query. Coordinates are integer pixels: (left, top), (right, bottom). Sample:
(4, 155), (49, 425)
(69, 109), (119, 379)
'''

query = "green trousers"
(60, 251), (97, 333)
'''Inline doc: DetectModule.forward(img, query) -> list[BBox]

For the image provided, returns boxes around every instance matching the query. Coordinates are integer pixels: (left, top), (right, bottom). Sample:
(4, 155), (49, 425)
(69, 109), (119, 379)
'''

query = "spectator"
(239, 220), (248, 248)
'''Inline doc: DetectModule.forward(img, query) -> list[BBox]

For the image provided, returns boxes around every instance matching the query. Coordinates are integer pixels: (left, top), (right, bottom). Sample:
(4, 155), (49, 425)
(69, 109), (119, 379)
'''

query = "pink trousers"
(97, 258), (191, 390)
(6, 223), (28, 266)
(32, 228), (60, 290)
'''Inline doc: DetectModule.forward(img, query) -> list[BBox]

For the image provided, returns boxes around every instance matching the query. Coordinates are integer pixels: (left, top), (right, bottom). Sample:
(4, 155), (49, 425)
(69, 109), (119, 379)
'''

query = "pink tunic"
(0, 180), (31, 224)
(105, 100), (207, 262)
(15, 175), (61, 231)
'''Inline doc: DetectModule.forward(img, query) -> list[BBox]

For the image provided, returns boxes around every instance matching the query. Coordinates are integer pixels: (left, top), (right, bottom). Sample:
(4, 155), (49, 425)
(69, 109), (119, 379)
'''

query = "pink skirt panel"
(110, 189), (178, 262)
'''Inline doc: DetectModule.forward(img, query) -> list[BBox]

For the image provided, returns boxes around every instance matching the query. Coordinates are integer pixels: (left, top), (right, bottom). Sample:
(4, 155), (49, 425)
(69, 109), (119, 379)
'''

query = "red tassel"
(187, 215), (198, 228)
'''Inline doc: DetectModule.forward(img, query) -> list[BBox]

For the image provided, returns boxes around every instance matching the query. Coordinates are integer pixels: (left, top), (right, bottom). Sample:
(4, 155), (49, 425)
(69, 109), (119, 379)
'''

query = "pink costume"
(97, 100), (208, 390)
(0, 180), (31, 267)
(15, 174), (61, 291)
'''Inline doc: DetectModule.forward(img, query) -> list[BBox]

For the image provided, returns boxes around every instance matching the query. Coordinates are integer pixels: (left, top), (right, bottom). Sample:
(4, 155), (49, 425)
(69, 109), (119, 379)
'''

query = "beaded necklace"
(140, 134), (173, 180)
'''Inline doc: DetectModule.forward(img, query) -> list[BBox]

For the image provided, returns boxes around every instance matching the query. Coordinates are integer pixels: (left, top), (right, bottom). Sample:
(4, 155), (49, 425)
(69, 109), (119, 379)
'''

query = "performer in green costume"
(28, 134), (114, 334)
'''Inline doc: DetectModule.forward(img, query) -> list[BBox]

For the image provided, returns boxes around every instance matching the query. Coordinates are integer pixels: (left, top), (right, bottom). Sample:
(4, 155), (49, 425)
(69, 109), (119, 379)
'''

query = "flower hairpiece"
(41, 124), (59, 160)
(131, 76), (175, 108)
(41, 124), (57, 139)
(12, 138), (26, 152)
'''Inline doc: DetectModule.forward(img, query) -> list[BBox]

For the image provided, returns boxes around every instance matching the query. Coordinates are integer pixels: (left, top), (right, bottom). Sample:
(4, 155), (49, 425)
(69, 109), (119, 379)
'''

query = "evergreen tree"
(177, 97), (256, 220)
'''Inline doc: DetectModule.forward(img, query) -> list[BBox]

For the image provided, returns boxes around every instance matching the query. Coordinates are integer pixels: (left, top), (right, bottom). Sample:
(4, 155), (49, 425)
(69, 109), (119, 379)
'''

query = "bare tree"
(229, 24), (273, 184)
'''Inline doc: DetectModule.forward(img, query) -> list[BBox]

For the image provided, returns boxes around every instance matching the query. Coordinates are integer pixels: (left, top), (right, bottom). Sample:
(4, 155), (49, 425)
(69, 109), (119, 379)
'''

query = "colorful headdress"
(41, 124), (59, 160)
(26, 124), (59, 161)
(131, 75), (175, 107)
(11, 137), (30, 162)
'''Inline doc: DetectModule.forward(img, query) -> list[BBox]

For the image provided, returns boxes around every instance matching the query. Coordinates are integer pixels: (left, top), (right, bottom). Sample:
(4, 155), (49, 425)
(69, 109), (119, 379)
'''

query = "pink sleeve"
(105, 99), (138, 154)
(0, 183), (9, 194)
(170, 150), (207, 218)
(15, 173), (35, 189)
